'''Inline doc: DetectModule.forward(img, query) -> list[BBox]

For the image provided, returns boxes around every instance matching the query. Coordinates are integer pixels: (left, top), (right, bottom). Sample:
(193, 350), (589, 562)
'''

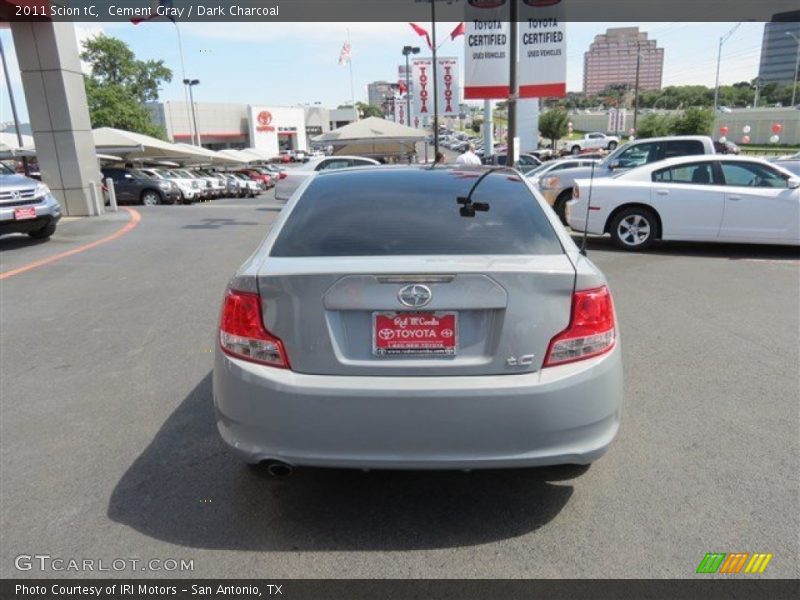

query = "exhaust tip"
(264, 461), (293, 477)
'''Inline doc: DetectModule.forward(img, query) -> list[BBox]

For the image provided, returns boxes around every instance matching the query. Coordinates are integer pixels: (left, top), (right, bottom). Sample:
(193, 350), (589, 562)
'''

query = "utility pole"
(787, 32), (800, 108)
(713, 23), (741, 112)
(506, 0), (519, 167)
(431, 0), (439, 158)
(633, 41), (641, 134)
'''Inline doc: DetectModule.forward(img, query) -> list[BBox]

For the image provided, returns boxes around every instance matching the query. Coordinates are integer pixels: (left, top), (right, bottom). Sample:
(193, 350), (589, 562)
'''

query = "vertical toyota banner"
(412, 57), (461, 118)
(463, 0), (566, 99)
(394, 96), (408, 125)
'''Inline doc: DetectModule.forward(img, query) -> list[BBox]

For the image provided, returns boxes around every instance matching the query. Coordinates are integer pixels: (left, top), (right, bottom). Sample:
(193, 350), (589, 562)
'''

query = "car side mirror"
(788, 178), (800, 189)
(608, 160), (621, 170)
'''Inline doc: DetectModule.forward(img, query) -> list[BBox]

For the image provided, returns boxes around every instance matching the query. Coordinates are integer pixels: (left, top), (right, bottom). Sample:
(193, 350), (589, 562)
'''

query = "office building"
(583, 27), (664, 95)
(758, 11), (800, 86)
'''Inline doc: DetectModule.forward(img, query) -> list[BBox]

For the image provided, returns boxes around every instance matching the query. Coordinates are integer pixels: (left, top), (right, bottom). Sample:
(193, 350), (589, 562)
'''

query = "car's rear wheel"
(28, 221), (56, 239)
(553, 190), (572, 226)
(571, 145), (581, 155)
(610, 207), (657, 251)
(607, 141), (618, 151)
(141, 190), (161, 206)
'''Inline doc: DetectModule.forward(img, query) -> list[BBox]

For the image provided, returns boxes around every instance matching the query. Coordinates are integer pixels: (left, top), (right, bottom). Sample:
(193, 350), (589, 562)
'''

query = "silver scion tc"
(214, 166), (623, 470)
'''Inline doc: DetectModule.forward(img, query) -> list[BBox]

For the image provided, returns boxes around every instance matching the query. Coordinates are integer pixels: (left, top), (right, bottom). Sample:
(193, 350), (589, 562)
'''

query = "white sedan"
(274, 155), (380, 202)
(568, 156), (800, 250)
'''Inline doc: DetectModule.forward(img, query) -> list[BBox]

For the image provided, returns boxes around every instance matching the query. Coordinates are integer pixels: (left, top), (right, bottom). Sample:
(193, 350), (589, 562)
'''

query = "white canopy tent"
(172, 143), (248, 166)
(312, 117), (427, 158)
(0, 132), (36, 158)
(92, 127), (210, 161)
(216, 148), (275, 164)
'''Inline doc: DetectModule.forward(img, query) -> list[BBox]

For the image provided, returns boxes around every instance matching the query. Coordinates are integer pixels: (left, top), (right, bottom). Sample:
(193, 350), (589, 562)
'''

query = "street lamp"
(183, 79), (201, 146)
(713, 23), (742, 112)
(786, 32), (800, 108)
(402, 45), (420, 126)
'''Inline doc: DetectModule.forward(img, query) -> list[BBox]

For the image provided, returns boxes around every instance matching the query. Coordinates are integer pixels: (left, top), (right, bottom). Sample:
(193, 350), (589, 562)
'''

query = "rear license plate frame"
(372, 311), (458, 357)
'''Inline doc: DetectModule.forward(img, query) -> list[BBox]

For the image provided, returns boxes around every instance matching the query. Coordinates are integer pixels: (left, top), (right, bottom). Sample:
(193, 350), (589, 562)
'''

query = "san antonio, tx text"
(16, 583), (281, 597)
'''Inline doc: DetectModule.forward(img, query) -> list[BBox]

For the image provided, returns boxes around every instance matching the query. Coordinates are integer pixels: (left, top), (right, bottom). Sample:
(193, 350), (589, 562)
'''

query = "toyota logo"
(398, 284), (432, 308)
(257, 111), (273, 126)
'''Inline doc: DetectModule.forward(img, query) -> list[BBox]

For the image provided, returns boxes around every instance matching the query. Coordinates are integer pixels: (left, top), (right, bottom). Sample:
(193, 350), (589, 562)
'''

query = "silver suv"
(0, 163), (62, 240)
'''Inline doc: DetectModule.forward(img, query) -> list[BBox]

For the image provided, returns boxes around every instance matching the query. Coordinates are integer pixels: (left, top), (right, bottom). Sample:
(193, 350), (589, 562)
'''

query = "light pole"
(714, 23), (741, 112)
(183, 79), (201, 147)
(786, 32), (800, 108)
(632, 41), (643, 134)
(402, 45), (420, 126)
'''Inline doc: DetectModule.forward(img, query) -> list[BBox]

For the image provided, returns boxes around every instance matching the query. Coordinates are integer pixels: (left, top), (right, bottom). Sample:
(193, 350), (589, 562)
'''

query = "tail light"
(219, 289), (290, 368)
(278, 171), (287, 180)
(572, 183), (580, 198)
(543, 286), (616, 367)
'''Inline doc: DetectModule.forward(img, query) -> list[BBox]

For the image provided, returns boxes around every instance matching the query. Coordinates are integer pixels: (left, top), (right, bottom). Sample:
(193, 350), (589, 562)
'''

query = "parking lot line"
(0, 207), (141, 281)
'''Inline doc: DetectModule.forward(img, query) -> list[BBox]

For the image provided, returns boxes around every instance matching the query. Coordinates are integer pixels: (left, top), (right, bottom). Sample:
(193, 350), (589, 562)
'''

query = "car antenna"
(456, 167), (513, 217)
(579, 161), (596, 256)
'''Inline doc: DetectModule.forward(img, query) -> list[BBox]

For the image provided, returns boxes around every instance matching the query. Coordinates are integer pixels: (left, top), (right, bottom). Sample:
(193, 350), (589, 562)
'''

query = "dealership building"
(146, 102), (358, 153)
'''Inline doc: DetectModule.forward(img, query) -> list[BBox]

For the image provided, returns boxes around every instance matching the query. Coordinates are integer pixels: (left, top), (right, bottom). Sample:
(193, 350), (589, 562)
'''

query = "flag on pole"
(409, 23), (433, 50)
(449, 23), (466, 40)
(338, 41), (352, 65)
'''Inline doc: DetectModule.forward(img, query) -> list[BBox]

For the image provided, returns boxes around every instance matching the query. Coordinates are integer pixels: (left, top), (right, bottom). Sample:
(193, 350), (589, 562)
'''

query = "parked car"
(195, 169), (228, 197)
(523, 157), (601, 189)
(771, 158), (800, 177)
(559, 132), (620, 155)
(568, 156), (800, 250)
(482, 153), (542, 167)
(231, 172), (260, 197)
(236, 168), (272, 190)
(540, 136), (717, 224)
(139, 168), (200, 204)
(214, 165), (623, 471)
(0, 162), (61, 239)
(274, 155), (380, 202)
(101, 167), (180, 206)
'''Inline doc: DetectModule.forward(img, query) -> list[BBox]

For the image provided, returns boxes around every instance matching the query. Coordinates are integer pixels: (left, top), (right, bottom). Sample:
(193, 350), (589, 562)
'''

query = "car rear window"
(270, 169), (563, 257)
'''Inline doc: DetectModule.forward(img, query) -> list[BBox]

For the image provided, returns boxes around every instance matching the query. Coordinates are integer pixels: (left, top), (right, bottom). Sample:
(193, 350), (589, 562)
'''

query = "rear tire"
(29, 222), (56, 240)
(553, 190), (573, 226)
(609, 207), (658, 251)
(571, 145), (581, 155)
(607, 141), (618, 151)
(141, 190), (161, 206)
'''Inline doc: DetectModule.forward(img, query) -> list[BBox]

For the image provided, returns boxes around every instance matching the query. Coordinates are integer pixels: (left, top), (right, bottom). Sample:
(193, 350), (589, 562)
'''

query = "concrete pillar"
(517, 98), (540, 153)
(10, 21), (100, 216)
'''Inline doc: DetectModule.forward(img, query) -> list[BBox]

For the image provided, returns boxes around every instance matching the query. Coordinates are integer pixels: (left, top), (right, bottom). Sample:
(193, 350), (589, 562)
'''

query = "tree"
(80, 35), (171, 138)
(538, 109), (570, 149)
(635, 113), (675, 138)
(672, 107), (714, 136)
(355, 102), (384, 119)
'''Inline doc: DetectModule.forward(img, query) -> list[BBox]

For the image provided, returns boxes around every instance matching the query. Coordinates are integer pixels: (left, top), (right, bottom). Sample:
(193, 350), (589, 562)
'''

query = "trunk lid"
(257, 255), (575, 376)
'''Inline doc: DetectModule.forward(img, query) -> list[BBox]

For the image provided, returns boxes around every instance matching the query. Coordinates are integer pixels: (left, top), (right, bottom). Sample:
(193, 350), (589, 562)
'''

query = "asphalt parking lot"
(1, 192), (798, 579)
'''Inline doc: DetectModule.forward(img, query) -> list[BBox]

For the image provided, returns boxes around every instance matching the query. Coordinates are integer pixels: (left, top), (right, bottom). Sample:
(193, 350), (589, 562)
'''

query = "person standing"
(455, 143), (481, 166)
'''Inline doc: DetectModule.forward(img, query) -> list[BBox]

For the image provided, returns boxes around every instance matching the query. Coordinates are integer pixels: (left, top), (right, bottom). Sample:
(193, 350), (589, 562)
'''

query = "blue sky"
(1, 21), (766, 124)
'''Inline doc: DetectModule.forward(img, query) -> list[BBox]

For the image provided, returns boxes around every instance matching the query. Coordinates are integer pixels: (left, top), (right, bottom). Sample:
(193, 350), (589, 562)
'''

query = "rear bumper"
(213, 344), (623, 469)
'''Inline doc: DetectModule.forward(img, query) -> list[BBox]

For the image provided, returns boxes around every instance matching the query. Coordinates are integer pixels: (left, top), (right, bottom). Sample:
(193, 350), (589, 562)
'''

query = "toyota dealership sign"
(464, 0), (566, 99)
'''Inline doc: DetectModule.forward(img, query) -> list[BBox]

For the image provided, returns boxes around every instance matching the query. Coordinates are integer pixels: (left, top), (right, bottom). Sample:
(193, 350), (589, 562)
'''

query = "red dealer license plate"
(14, 207), (37, 220)
(373, 312), (457, 356)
